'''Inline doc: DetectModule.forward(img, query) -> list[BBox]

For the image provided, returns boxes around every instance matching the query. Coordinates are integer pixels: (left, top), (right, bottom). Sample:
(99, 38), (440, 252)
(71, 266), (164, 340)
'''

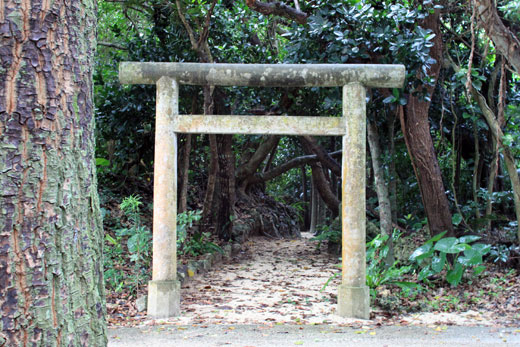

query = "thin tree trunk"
(263, 137), (280, 173)
(301, 166), (309, 230)
(401, 6), (454, 237)
(301, 135), (341, 176)
(202, 133), (218, 225)
(388, 111), (398, 224)
(309, 162), (340, 216)
(473, 87), (520, 241)
(201, 85), (218, 226)
(0, 0), (106, 344)
(310, 178), (318, 234)
(450, 58), (520, 242)
(472, 120), (481, 219)
(367, 121), (394, 265)
(178, 134), (191, 213)
(215, 135), (236, 240)
(485, 138), (499, 230)
(475, 0), (520, 74)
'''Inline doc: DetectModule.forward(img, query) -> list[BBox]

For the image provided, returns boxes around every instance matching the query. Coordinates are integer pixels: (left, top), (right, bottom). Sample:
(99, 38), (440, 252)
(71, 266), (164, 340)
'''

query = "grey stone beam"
(119, 62), (405, 88)
(173, 115), (346, 136)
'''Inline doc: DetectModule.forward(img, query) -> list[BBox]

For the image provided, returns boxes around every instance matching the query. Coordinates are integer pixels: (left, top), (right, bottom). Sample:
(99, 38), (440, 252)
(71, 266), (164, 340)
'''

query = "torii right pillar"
(338, 82), (370, 319)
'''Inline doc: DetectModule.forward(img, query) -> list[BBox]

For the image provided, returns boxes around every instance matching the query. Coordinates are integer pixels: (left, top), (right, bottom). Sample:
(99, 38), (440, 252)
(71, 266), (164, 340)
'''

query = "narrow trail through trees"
(179, 233), (349, 325)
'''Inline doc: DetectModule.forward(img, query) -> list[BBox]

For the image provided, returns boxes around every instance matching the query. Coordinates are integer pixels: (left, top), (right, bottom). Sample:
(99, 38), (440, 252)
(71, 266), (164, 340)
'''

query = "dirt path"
(155, 232), (507, 327)
(108, 234), (519, 344)
(175, 233), (352, 325)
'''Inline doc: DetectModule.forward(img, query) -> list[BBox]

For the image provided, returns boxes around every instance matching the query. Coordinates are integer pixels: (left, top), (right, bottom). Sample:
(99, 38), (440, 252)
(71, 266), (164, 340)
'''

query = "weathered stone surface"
(136, 295), (147, 312)
(147, 280), (180, 318)
(341, 83), (367, 287)
(148, 77), (179, 318)
(119, 62), (405, 88)
(338, 83), (370, 318)
(152, 76), (179, 282)
(337, 284), (370, 319)
(173, 115), (345, 136)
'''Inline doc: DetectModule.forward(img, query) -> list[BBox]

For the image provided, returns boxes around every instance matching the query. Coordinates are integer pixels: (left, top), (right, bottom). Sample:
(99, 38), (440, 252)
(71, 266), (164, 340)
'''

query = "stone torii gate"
(119, 62), (405, 320)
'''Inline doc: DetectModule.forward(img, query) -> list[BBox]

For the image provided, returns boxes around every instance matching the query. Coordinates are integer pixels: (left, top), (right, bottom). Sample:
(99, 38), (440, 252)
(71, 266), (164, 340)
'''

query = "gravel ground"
(108, 324), (520, 346)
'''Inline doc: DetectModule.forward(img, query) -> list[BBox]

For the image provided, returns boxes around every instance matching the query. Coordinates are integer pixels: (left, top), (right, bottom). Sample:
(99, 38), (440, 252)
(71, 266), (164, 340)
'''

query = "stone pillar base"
(337, 283), (370, 319)
(147, 280), (180, 318)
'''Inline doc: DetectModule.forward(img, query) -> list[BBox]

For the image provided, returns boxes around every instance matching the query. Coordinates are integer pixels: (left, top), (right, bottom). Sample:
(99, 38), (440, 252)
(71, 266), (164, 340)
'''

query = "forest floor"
(107, 232), (520, 328)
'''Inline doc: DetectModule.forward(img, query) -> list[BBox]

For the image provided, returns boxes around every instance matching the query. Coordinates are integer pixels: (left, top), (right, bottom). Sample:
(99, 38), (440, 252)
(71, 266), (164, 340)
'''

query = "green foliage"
(177, 209), (223, 257)
(320, 230), (418, 298)
(311, 223), (341, 249)
(104, 231), (126, 293)
(104, 195), (152, 296)
(177, 209), (202, 249)
(489, 243), (520, 265)
(366, 231), (416, 298)
(409, 232), (491, 287)
(180, 232), (223, 257)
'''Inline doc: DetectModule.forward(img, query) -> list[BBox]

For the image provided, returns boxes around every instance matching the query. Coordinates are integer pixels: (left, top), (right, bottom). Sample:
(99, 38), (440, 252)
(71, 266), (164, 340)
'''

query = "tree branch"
(475, 0), (520, 74)
(175, 0), (199, 50)
(250, 150), (341, 184)
(237, 135), (281, 180)
(246, 0), (308, 25)
(198, 0), (218, 48)
(300, 136), (341, 177)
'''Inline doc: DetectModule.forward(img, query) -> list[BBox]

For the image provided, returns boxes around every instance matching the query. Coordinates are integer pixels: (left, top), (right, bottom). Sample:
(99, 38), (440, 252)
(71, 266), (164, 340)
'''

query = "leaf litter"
(107, 232), (519, 328)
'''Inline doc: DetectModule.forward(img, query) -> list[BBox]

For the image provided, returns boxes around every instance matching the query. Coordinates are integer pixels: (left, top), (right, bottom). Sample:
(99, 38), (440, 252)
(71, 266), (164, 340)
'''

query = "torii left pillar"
(147, 76), (180, 318)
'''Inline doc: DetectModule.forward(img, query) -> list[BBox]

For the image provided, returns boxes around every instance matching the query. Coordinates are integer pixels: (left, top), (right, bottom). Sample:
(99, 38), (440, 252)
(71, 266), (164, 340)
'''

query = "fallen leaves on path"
(107, 233), (519, 328)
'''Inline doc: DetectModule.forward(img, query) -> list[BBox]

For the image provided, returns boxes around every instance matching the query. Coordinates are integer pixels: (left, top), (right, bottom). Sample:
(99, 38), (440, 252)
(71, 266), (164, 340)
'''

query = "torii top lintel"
(119, 62), (405, 88)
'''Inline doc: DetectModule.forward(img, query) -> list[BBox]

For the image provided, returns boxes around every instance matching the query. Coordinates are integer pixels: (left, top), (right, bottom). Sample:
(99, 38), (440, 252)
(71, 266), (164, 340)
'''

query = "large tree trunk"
(0, 0), (106, 345)
(401, 6), (454, 237)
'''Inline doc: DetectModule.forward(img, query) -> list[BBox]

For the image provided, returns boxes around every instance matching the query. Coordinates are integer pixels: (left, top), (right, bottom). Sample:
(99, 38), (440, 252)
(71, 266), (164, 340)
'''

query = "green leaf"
(446, 263), (464, 286)
(127, 233), (139, 253)
(473, 265), (486, 276)
(434, 238), (468, 254)
(409, 243), (433, 262)
(425, 231), (448, 244)
(472, 243), (491, 255)
(394, 281), (421, 290)
(458, 235), (481, 244)
(96, 157), (110, 167)
(452, 213), (463, 226)
(434, 237), (457, 251)
(431, 253), (446, 273)
(418, 265), (434, 281)
(382, 95), (395, 104)
(105, 234), (118, 245)
(458, 248), (482, 266)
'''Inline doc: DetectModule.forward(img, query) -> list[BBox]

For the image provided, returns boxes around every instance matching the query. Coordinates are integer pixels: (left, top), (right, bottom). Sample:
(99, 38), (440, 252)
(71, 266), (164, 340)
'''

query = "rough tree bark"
(401, 6), (454, 237)
(0, 0), (106, 345)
